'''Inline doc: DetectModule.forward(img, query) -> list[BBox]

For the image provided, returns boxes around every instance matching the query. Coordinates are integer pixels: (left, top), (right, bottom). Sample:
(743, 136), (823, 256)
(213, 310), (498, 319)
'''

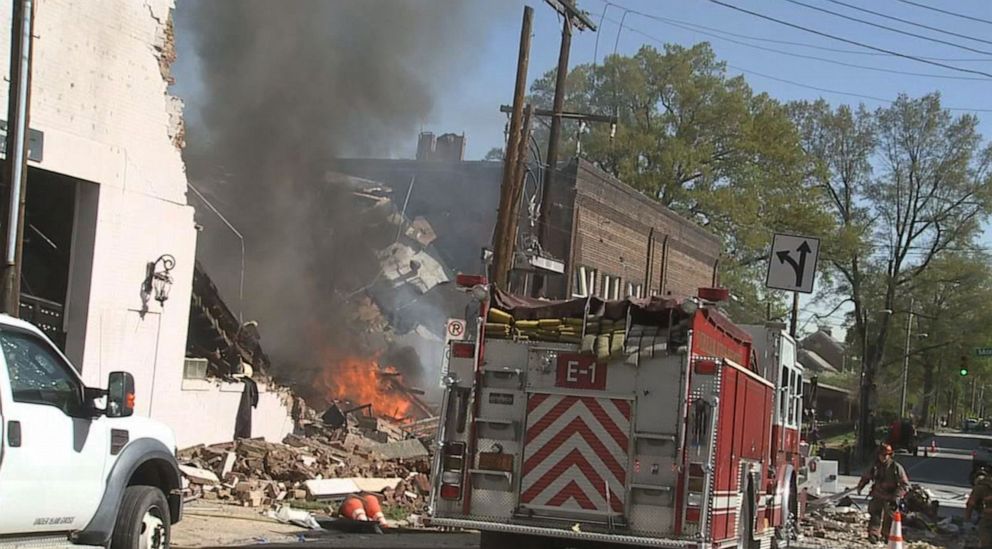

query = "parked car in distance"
(886, 420), (918, 456)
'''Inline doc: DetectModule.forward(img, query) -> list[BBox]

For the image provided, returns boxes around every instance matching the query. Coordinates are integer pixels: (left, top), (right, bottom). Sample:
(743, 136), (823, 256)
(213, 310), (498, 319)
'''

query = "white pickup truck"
(0, 316), (182, 549)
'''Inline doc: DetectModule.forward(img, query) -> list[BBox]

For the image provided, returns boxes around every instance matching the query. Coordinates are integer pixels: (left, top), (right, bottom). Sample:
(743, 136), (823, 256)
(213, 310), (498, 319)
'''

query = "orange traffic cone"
(888, 510), (904, 549)
(362, 493), (387, 526)
(339, 495), (368, 521)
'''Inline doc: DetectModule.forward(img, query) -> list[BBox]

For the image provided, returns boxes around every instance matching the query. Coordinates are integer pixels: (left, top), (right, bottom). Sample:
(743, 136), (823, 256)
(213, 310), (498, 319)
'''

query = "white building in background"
(0, 0), (292, 448)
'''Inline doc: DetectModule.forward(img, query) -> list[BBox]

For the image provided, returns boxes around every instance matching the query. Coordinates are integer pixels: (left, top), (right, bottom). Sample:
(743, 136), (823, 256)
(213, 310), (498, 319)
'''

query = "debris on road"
(177, 413), (433, 520)
(798, 495), (981, 548)
(267, 505), (321, 529)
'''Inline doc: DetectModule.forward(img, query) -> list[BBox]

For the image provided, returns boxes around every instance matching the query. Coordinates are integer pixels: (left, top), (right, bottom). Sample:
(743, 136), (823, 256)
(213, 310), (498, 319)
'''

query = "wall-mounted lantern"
(143, 254), (175, 305)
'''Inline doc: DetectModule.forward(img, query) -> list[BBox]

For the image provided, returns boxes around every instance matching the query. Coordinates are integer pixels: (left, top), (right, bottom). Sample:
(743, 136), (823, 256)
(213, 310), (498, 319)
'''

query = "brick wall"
(567, 159), (720, 300)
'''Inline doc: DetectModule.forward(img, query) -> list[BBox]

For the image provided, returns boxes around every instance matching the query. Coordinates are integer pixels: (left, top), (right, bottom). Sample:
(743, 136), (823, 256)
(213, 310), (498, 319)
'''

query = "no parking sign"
(446, 318), (466, 341)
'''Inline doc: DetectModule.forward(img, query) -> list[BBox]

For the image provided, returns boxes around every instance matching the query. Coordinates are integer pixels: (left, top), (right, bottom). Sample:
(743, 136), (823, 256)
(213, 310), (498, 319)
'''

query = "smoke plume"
(176, 1), (500, 404)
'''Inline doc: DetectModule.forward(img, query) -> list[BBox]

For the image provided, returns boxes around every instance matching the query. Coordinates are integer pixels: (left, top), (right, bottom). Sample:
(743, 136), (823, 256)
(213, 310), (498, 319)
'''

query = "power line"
(606, 14), (887, 102)
(894, 0), (992, 27)
(824, 0), (992, 47)
(782, 0), (992, 57)
(601, 13), (992, 113)
(593, 0), (989, 62)
(705, 0), (992, 79)
(611, 3), (988, 62)
(785, 0), (992, 55)
(617, 11), (988, 82)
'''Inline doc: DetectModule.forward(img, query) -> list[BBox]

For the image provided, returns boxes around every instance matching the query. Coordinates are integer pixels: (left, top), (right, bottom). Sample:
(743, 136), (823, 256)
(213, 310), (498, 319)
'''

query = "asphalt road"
(222, 531), (480, 549)
(219, 432), (988, 549)
(828, 431), (984, 518)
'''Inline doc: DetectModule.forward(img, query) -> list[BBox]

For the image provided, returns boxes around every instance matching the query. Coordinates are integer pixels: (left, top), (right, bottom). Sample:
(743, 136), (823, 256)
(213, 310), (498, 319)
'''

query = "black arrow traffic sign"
(766, 233), (820, 294)
(776, 241), (812, 287)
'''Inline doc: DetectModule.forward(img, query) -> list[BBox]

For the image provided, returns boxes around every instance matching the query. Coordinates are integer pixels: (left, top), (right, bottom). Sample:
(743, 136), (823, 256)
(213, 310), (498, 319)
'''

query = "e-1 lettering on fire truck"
(428, 276), (808, 548)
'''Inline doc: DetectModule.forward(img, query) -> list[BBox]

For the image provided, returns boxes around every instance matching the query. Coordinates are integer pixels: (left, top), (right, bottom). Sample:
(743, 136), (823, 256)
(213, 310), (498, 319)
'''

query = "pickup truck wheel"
(111, 486), (171, 549)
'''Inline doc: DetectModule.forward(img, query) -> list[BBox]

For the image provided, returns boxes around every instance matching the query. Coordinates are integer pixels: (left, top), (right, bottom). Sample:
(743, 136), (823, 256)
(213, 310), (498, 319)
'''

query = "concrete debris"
(177, 421), (432, 518)
(179, 464), (220, 485)
(266, 505), (321, 529)
(304, 479), (364, 500)
(802, 502), (979, 548)
(372, 439), (429, 460)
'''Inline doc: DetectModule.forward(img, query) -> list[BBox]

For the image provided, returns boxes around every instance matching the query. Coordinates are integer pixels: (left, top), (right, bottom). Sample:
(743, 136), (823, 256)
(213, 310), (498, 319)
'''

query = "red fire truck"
(429, 278), (805, 548)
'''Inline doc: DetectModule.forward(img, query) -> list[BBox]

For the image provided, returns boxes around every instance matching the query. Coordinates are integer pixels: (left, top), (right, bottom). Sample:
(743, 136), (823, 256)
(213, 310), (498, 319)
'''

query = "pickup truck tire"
(110, 486), (171, 549)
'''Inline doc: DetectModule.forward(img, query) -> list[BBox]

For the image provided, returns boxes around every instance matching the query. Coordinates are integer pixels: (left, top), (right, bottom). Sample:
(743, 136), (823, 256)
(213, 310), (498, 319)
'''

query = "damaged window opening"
(21, 168), (90, 352)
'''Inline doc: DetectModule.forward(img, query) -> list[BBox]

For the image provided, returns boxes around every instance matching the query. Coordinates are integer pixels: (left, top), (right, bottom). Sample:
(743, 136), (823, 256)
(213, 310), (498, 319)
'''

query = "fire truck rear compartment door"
(519, 393), (631, 519)
(628, 355), (685, 535)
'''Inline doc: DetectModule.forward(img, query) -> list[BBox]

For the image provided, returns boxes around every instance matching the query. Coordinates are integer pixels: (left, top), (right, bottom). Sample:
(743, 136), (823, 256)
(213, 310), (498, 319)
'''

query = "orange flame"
(319, 354), (413, 420)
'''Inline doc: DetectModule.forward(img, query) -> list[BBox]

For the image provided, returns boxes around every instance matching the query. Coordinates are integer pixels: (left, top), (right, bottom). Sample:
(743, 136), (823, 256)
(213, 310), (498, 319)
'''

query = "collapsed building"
(184, 174), (464, 436)
(336, 141), (722, 302)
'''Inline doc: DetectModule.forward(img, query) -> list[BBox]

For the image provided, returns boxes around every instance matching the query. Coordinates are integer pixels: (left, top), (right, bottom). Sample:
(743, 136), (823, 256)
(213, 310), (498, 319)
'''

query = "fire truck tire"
(789, 476), (799, 528)
(774, 476), (799, 549)
(479, 531), (552, 549)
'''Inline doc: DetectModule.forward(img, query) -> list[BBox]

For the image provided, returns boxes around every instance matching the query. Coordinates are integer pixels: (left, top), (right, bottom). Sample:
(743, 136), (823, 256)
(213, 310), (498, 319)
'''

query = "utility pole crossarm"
(544, 0), (597, 30)
(499, 104), (617, 124)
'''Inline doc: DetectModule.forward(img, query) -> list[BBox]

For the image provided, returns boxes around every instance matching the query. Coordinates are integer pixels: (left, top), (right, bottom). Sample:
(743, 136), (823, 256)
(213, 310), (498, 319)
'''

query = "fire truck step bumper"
(428, 518), (695, 548)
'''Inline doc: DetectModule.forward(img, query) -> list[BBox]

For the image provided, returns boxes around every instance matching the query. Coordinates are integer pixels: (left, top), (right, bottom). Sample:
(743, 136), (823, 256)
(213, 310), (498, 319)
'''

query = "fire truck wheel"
(774, 476), (799, 548)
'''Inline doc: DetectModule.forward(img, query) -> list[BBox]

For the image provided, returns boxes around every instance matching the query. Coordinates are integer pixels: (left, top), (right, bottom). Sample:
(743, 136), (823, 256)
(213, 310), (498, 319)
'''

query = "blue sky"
(172, 0), (992, 337)
(417, 0), (991, 162)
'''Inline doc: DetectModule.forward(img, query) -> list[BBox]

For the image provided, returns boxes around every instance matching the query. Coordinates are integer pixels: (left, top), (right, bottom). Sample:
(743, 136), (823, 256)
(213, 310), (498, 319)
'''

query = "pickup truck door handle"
(7, 420), (21, 447)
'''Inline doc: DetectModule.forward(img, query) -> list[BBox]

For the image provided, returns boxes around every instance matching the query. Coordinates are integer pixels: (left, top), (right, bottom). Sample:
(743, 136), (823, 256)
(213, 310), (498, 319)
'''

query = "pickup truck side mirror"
(106, 371), (135, 418)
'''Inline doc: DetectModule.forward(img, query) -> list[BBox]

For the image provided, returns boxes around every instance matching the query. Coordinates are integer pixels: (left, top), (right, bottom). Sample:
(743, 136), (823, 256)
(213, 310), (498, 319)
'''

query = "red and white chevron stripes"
(520, 394), (631, 514)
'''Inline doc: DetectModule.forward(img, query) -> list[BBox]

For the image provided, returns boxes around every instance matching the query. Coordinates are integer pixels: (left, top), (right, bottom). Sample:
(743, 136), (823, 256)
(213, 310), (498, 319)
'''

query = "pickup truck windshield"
(1, 329), (82, 414)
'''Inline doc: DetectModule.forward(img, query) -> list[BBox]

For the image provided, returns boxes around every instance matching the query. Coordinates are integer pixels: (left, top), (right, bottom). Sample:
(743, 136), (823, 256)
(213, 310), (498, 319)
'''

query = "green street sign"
(977, 347), (992, 357)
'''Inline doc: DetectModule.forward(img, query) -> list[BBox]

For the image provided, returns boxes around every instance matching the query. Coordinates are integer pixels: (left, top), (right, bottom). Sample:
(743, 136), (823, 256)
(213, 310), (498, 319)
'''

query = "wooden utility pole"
(0, 0), (35, 317)
(491, 6), (533, 289)
(534, 0), (596, 296)
(508, 106), (534, 232)
(789, 293), (799, 337)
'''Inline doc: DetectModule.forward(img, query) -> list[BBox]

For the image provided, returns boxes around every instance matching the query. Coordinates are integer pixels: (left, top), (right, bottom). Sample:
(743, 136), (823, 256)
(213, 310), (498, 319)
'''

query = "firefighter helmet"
(974, 467), (992, 486)
(877, 443), (894, 456)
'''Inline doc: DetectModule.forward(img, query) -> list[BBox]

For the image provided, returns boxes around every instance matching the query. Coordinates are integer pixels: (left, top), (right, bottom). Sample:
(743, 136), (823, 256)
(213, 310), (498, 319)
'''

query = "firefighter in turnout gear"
(965, 468), (992, 548)
(856, 443), (910, 543)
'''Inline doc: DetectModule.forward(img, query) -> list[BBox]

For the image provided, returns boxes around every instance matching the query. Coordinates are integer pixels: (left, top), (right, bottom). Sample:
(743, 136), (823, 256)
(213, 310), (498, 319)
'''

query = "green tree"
(798, 94), (992, 446)
(902, 253), (992, 426)
(790, 99), (876, 385)
(529, 44), (832, 319)
(484, 147), (504, 161)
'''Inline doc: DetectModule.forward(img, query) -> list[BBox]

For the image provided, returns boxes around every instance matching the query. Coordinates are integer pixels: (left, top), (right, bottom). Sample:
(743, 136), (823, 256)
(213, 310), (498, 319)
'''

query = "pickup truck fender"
(70, 438), (181, 546)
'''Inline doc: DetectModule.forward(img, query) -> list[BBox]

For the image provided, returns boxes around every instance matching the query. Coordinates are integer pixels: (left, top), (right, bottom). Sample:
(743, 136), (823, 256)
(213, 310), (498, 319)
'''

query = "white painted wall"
(156, 379), (296, 449)
(0, 0), (295, 446)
